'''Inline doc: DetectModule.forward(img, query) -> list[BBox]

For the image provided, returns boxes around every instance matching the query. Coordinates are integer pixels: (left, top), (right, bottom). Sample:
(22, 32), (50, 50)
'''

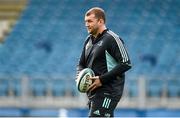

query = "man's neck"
(93, 25), (106, 38)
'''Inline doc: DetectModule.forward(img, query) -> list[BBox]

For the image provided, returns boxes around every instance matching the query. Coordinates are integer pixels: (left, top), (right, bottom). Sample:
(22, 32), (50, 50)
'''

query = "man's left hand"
(87, 76), (102, 92)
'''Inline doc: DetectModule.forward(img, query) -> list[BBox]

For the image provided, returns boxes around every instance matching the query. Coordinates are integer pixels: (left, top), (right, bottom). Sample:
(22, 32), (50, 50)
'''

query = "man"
(76, 7), (132, 117)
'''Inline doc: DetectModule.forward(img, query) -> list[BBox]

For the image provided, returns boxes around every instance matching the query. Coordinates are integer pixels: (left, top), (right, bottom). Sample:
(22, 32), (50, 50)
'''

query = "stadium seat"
(30, 79), (47, 97)
(66, 80), (79, 97)
(50, 79), (66, 97)
(10, 78), (21, 96)
(146, 79), (164, 97)
(167, 79), (180, 97)
(126, 79), (138, 97)
(0, 78), (9, 96)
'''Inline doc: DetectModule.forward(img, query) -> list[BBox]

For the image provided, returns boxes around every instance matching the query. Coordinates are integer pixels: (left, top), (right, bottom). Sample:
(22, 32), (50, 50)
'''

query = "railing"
(0, 75), (179, 108)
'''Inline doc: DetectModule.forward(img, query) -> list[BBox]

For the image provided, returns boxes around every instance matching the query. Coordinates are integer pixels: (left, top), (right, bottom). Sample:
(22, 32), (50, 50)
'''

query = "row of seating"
(0, 77), (179, 98)
(0, 78), (77, 97)
(127, 78), (180, 97)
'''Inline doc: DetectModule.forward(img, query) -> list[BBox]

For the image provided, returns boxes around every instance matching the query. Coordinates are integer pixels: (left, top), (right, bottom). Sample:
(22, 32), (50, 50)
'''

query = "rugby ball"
(76, 68), (95, 93)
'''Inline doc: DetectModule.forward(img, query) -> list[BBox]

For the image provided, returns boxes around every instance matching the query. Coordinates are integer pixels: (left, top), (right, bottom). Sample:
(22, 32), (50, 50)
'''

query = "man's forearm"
(99, 63), (132, 84)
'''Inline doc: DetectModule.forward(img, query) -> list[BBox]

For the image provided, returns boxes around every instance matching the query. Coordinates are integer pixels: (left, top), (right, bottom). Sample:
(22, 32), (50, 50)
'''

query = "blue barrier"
(0, 108), (180, 117)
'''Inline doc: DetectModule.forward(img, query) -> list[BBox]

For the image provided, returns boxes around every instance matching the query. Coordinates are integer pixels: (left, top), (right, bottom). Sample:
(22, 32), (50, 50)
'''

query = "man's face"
(85, 14), (100, 35)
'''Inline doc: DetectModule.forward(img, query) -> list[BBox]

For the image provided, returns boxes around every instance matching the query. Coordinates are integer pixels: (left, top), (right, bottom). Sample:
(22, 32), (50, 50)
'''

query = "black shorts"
(88, 93), (120, 117)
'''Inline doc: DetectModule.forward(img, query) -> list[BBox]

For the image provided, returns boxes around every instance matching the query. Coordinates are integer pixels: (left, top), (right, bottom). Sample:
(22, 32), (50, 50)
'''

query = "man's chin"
(87, 30), (92, 34)
(88, 32), (93, 35)
(89, 31), (95, 34)
(87, 30), (96, 35)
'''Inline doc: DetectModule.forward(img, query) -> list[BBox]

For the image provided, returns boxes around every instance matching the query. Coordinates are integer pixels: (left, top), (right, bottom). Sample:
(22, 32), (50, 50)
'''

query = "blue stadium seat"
(11, 78), (21, 96)
(167, 79), (180, 97)
(51, 79), (66, 97)
(66, 80), (79, 97)
(126, 79), (138, 97)
(0, 78), (9, 96)
(30, 79), (47, 97)
(146, 79), (164, 97)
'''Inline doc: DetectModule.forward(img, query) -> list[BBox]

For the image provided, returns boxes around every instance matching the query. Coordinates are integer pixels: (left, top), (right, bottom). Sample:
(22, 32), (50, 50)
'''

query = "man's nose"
(85, 22), (89, 27)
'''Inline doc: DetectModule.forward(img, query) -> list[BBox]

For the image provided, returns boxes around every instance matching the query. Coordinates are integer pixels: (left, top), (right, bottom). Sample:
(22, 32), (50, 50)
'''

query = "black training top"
(76, 29), (132, 99)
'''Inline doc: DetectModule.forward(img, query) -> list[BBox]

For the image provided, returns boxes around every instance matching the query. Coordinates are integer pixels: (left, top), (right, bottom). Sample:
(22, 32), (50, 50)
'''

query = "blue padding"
(0, 108), (22, 116)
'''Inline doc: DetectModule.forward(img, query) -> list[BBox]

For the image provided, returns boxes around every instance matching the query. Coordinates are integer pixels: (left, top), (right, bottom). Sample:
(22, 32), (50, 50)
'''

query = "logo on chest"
(97, 40), (103, 46)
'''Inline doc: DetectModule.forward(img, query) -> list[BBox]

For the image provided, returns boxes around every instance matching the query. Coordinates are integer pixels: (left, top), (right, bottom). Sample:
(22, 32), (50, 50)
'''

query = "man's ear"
(99, 18), (105, 24)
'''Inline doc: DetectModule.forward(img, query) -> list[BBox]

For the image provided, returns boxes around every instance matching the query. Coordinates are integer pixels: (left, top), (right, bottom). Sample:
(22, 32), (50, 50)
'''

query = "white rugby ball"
(76, 68), (95, 93)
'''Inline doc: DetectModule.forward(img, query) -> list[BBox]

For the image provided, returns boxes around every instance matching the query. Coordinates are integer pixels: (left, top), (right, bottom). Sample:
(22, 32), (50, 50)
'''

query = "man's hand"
(87, 76), (102, 92)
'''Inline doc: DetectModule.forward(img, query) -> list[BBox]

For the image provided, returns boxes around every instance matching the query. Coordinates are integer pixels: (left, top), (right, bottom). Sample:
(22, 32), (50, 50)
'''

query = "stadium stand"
(0, 0), (179, 117)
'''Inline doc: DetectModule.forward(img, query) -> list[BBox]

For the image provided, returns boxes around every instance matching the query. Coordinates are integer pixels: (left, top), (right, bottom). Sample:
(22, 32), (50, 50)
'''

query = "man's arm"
(76, 46), (86, 79)
(76, 35), (91, 80)
(99, 37), (132, 84)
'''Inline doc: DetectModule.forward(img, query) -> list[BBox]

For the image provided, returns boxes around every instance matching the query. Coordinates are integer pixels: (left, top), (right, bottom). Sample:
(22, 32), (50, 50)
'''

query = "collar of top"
(90, 29), (108, 44)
